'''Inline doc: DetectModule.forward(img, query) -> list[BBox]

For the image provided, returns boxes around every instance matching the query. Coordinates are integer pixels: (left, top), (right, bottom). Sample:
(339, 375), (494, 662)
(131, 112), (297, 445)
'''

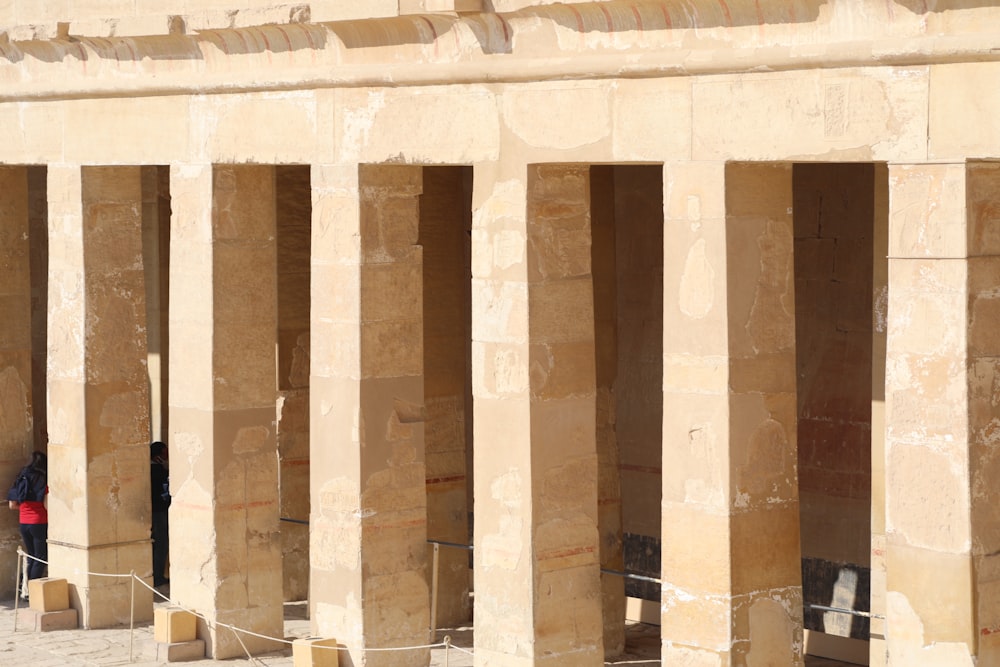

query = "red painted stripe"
(416, 16), (439, 58)
(427, 474), (466, 485)
(659, 4), (673, 29)
(598, 4), (614, 32)
(77, 43), (87, 74)
(215, 31), (231, 56)
(631, 4), (644, 32)
(717, 0), (733, 27)
(498, 14), (510, 45)
(275, 25), (293, 63)
(234, 29), (249, 53)
(255, 28), (273, 63)
(539, 545), (595, 560)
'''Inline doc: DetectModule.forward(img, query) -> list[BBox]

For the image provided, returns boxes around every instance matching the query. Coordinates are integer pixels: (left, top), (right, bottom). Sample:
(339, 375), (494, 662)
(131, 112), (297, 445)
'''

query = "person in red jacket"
(7, 451), (48, 582)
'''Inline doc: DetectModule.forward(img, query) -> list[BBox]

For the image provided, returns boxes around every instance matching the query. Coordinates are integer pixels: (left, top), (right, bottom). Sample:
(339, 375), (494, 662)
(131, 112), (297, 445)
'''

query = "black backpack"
(7, 467), (44, 503)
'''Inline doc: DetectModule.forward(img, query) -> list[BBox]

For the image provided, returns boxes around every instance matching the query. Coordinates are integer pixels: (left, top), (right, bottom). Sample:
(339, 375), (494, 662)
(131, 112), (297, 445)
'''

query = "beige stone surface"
(154, 607), (198, 644)
(888, 164), (969, 259)
(45, 166), (154, 629)
(309, 165), (429, 667)
(692, 68), (929, 163)
(334, 87), (499, 165)
(168, 165), (282, 659)
(0, 166), (33, 598)
(28, 578), (68, 612)
(9, 2), (1000, 665)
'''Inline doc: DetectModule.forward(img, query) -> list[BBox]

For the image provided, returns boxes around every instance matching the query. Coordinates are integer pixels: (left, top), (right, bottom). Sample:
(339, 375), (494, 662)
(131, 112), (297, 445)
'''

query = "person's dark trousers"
(151, 510), (169, 586)
(19, 523), (47, 580)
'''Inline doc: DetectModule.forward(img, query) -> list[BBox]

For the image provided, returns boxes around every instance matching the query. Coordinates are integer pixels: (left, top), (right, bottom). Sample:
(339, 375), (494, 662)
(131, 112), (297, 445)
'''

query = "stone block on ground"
(293, 636), (341, 667)
(28, 578), (69, 612)
(154, 606), (198, 643)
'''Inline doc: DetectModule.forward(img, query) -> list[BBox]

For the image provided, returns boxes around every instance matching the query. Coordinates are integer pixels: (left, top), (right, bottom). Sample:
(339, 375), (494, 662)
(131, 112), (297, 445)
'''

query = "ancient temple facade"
(0, 1), (997, 665)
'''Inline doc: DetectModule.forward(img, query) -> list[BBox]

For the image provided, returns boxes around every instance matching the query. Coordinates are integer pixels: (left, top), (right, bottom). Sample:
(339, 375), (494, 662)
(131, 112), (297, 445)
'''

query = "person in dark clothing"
(7, 451), (48, 583)
(150, 441), (170, 588)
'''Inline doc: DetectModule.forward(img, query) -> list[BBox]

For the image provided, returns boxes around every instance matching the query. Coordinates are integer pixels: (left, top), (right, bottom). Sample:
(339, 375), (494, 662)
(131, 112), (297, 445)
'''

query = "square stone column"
(883, 161), (1000, 666)
(309, 164), (429, 667)
(45, 165), (154, 628)
(472, 162), (604, 666)
(168, 164), (283, 658)
(661, 162), (803, 666)
(0, 166), (34, 596)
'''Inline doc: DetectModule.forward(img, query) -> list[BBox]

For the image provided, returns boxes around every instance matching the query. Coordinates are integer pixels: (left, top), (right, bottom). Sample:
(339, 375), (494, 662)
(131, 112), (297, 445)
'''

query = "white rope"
(14, 548), (470, 657)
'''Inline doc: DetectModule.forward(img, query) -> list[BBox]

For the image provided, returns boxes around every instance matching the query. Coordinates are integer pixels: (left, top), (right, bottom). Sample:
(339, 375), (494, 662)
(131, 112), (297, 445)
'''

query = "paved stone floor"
(0, 594), (858, 666)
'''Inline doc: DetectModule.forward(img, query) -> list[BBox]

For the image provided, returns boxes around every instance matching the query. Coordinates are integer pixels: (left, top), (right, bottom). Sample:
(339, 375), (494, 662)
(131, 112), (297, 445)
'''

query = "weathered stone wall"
(0, 166), (33, 598)
(793, 163), (876, 640)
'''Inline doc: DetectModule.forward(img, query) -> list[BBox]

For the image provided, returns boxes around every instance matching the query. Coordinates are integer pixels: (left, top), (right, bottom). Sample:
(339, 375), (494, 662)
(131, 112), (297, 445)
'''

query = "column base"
(16, 607), (78, 632)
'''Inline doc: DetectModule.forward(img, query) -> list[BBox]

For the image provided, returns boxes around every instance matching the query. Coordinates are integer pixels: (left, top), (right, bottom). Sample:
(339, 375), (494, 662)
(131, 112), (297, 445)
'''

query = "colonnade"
(0, 159), (997, 667)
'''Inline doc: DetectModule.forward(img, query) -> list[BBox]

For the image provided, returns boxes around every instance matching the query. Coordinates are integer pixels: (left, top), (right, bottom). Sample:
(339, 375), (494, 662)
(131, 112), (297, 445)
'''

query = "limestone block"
(470, 280), (528, 345)
(16, 607), (79, 632)
(28, 578), (69, 612)
(310, 0), (398, 22)
(63, 97), (191, 165)
(741, 595), (802, 667)
(930, 63), (1000, 160)
(661, 503), (730, 594)
(502, 82), (612, 153)
(293, 637), (341, 667)
(195, 92), (320, 164)
(144, 638), (207, 662)
(730, 506), (801, 595)
(68, 16), (176, 38)
(155, 607), (198, 644)
(888, 164), (968, 259)
(399, 0), (481, 12)
(0, 102), (62, 172)
(334, 86), (499, 164)
(612, 79), (692, 161)
(886, 444), (970, 553)
(693, 68), (928, 162)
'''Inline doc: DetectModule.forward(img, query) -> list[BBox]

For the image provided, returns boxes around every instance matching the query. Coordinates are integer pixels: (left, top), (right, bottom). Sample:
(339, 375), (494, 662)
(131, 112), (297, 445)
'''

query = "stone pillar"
(309, 164), (429, 667)
(46, 165), (154, 628)
(168, 164), (282, 658)
(0, 166), (33, 597)
(883, 161), (1000, 666)
(472, 163), (604, 666)
(661, 162), (803, 666)
(421, 166), (472, 627)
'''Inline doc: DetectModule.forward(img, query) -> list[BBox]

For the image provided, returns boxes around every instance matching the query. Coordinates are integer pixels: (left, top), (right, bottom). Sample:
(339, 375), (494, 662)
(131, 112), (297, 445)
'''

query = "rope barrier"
(13, 548), (470, 662)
